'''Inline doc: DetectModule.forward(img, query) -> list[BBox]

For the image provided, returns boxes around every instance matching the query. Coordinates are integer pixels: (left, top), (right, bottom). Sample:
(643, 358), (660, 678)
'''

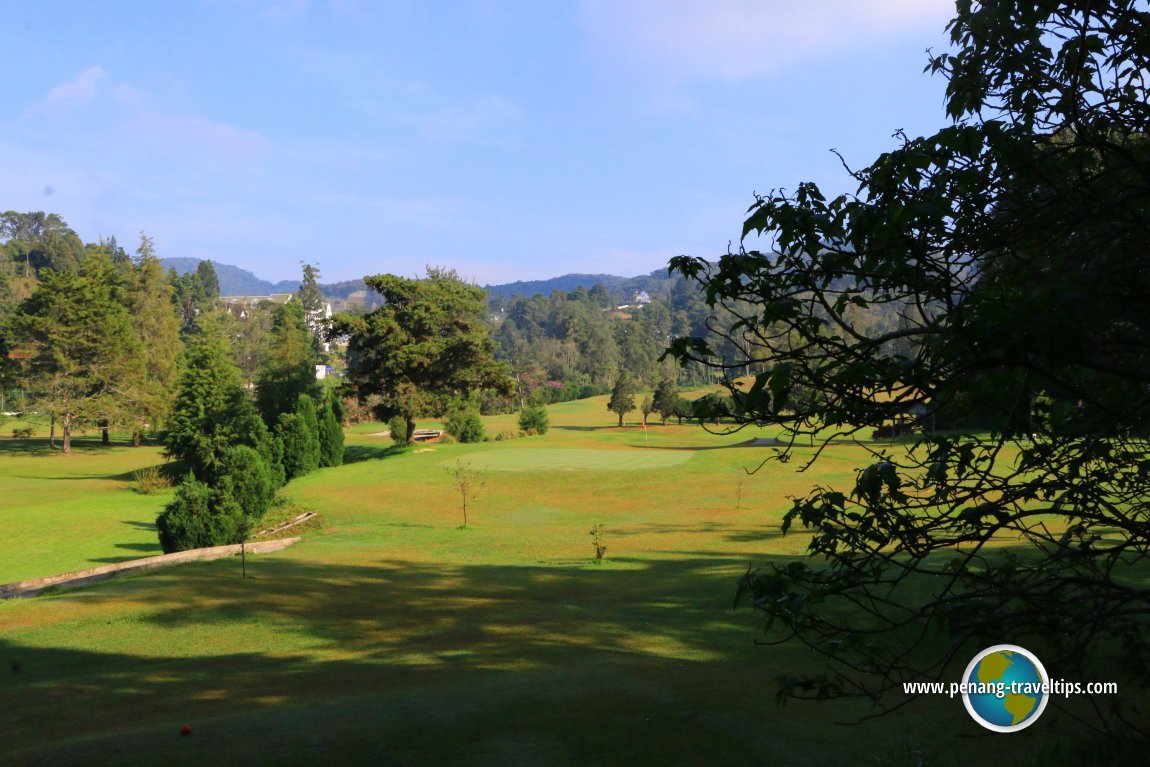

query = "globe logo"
(962, 644), (1049, 732)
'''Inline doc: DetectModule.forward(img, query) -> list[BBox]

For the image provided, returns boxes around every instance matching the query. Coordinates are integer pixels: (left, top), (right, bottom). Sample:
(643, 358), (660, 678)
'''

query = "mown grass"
(0, 437), (170, 584)
(0, 396), (1118, 765)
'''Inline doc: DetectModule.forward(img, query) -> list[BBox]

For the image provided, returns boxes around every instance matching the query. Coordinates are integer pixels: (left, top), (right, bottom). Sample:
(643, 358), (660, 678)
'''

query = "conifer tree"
(277, 393), (321, 479)
(317, 389), (345, 467)
(256, 300), (319, 424)
(296, 262), (328, 351)
(11, 252), (143, 452)
(164, 316), (264, 480)
(125, 233), (182, 444)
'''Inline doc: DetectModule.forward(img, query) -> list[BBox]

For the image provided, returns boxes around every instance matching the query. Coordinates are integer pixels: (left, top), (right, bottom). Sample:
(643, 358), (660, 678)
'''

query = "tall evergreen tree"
(256, 300), (319, 424)
(277, 393), (321, 479)
(317, 389), (345, 468)
(196, 260), (220, 299)
(296, 262), (327, 351)
(10, 252), (143, 453)
(125, 233), (183, 444)
(164, 316), (264, 480)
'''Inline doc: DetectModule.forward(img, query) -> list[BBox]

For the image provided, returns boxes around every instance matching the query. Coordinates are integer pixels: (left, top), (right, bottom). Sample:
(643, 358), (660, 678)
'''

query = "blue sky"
(1, 0), (956, 285)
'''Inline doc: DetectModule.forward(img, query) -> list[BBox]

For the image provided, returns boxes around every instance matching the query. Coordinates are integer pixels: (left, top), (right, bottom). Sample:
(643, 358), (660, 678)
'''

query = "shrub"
(494, 430), (519, 441)
(518, 404), (549, 435)
(12, 427), (33, 439)
(216, 445), (277, 522)
(156, 476), (242, 553)
(387, 415), (409, 445)
(445, 409), (485, 443)
(132, 465), (172, 495)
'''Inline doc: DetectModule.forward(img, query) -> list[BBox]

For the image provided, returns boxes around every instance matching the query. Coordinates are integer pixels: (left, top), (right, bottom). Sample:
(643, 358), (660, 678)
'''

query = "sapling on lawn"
(449, 459), (485, 528)
(590, 523), (607, 564)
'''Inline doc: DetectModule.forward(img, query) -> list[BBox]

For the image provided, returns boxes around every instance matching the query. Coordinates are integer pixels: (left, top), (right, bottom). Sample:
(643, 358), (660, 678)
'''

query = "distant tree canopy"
(334, 268), (513, 444)
(667, 0), (1150, 729)
(170, 262), (220, 331)
(0, 211), (84, 278)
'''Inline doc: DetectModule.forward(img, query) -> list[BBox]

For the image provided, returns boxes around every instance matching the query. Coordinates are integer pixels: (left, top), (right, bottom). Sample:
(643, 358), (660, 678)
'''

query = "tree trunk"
(405, 415), (417, 445)
(101, 419), (110, 445)
(49, 414), (56, 448)
(61, 415), (71, 454)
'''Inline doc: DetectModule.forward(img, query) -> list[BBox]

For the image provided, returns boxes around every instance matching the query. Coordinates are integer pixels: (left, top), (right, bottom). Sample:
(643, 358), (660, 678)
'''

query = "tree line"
(0, 220), (343, 553)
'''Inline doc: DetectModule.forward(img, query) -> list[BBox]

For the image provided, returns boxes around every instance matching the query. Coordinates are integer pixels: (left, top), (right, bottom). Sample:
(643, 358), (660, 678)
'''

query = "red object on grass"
(181, 724), (192, 736)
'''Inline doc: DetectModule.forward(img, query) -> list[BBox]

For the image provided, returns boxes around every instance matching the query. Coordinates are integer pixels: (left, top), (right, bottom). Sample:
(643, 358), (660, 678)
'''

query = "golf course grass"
(452, 446), (694, 472)
(0, 397), (1112, 765)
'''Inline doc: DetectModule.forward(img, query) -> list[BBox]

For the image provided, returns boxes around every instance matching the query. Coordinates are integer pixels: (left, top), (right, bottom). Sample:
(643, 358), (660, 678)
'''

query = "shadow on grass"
(0, 438), (57, 457)
(115, 542), (160, 553)
(343, 444), (406, 464)
(655, 442), (771, 452)
(608, 521), (783, 545)
(1, 551), (1118, 766)
(552, 425), (613, 432)
(2, 553), (799, 765)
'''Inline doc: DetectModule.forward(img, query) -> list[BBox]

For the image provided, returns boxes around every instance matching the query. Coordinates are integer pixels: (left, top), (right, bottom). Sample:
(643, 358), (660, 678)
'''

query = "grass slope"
(0, 396), (1098, 765)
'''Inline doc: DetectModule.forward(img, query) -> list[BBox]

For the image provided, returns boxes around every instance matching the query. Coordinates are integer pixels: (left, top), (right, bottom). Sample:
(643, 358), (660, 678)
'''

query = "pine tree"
(164, 316), (264, 480)
(277, 393), (321, 479)
(256, 301), (319, 424)
(296, 262), (328, 351)
(125, 233), (183, 444)
(11, 252), (143, 453)
(317, 389), (345, 467)
(196, 260), (220, 299)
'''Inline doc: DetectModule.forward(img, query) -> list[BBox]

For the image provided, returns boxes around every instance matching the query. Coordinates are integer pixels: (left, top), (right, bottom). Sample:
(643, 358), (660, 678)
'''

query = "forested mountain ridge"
(483, 270), (678, 302)
(161, 258), (301, 296)
(160, 256), (678, 306)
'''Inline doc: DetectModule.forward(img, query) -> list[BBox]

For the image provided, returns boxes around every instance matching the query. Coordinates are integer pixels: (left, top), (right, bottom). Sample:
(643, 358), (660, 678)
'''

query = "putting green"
(445, 447), (694, 472)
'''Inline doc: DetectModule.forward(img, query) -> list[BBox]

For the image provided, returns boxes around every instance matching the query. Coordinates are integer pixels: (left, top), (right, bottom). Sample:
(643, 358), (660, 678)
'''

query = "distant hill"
(483, 269), (679, 303)
(161, 258), (300, 297)
(160, 258), (677, 305)
(482, 273), (629, 301)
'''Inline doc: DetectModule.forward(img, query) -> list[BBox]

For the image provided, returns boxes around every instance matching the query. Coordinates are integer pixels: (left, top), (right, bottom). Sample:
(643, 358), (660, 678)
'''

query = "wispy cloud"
(23, 66), (107, 117)
(581, 0), (953, 87)
(18, 66), (270, 171)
